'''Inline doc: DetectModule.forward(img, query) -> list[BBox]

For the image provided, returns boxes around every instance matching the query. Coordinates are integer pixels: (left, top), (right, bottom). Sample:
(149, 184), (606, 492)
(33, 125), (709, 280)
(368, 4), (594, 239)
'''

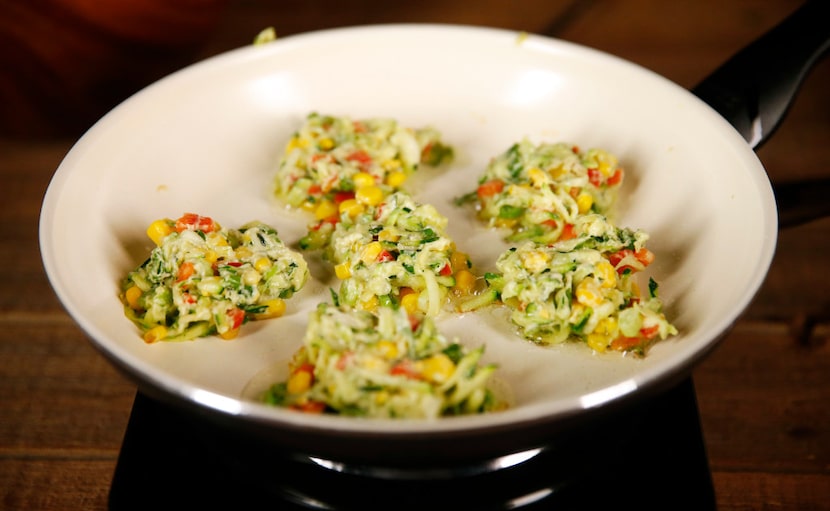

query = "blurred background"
(3, 0), (826, 151)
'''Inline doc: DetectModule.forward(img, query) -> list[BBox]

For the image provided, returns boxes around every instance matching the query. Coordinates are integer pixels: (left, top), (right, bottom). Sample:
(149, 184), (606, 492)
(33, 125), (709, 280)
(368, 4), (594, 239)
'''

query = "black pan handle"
(692, 0), (829, 150)
(691, 0), (830, 227)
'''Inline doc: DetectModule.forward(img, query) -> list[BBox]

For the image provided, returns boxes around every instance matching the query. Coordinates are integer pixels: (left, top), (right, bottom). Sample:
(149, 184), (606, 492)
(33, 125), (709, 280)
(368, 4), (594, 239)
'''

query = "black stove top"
(109, 378), (716, 510)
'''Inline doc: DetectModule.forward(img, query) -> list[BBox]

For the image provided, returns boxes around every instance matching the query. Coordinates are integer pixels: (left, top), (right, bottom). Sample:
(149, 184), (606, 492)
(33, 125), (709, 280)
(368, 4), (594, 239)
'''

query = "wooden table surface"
(2, 1), (828, 509)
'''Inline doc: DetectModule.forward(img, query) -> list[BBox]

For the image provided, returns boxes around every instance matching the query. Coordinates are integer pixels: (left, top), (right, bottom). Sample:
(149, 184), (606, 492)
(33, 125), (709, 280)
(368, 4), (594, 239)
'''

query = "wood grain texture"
(1, 1), (828, 509)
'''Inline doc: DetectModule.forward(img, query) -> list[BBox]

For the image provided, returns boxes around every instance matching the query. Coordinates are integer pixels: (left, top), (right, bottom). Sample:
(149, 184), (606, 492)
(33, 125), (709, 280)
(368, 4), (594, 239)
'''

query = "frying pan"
(39, 1), (829, 470)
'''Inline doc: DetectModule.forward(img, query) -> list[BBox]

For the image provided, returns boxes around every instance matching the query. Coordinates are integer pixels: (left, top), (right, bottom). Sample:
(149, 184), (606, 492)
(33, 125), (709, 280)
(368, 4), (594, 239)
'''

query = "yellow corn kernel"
(284, 138), (297, 154)
(242, 269), (261, 286)
(360, 241), (383, 263)
(528, 167), (547, 187)
(143, 325), (168, 344)
(494, 218), (518, 229)
(125, 285), (143, 310)
(450, 251), (470, 272)
(220, 327), (240, 340)
(592, 150), (617, 176)
(501, 298), (521, 312)
(374, 390), (389, 405)
(385, 170), (407, 188)
(548, 165), (566, 179)
(287, 369), (313, 394)
(146, 219), (173, 246)
(453, 269), (477, 295)
(338, 198), (364, 219)
(377, 228), (399, 242)
(576, 277), (604, 308)
(362, 354), (386, 371)
(318, 137), (335, 150)
(204, 250), (219, 264)
(586, 317), (617, 352)
(520, 249), (550, 273)
(586, 333), (608, 352)
(360, 295), (379, 312)
(420, 353), (455, 383)
(400, 292), (420, 315)
(254, 298), (286, 319)
(300, 200), (316, 212)
(235, 247), (253, 260)
(334, 262), (351, 280)
(596, 317), (618, 335)
(577, 193), (593, 214)
(285, 136), (309, 154)
(207, 232), (229, 247)
(314, 199), (338, 220)
(382, 159), (402, 171)
(595, 261), (617, 288)
(355, 185), (384, 207)
(352, 171), (376, 188)
(631, 281), (641, 298)
(376, 340), (399, 360)
(254, 257), (272, 273)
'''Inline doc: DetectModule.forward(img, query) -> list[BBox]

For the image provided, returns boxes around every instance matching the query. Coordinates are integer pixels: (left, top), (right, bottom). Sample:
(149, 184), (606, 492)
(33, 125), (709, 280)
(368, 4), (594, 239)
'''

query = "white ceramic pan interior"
(40, 25), (776, 437)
